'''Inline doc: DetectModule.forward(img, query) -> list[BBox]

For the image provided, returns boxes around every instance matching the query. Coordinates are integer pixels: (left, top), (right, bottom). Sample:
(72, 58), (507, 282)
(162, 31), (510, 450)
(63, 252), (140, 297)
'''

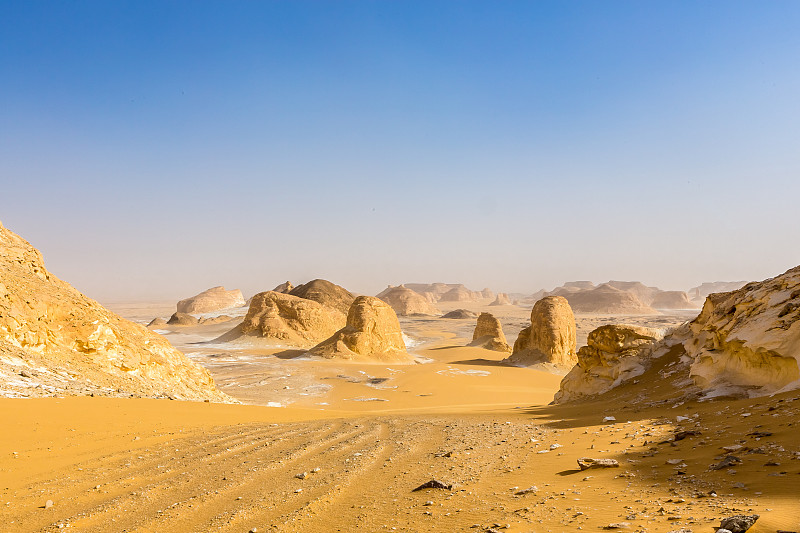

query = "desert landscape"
(1, 220), (798, 533)
(3, 3), (800, 533)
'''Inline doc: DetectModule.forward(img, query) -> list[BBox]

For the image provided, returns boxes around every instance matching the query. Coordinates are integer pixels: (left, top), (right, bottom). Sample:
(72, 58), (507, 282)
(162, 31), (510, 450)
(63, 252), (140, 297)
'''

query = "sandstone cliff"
(469, 312), (511, 353)
(177, 286), (245, 314)
(309, 296), (413, 362)
(506, 296), (576, 368)
(0, 221), (230, 401)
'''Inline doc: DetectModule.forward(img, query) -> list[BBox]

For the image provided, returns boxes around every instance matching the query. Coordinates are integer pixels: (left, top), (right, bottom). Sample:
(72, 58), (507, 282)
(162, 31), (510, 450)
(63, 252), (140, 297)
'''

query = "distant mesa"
(554, 324), (664, 403)
(489, 292), (512, 306)
(562, 281), (595, 290)
(506, 296), (577, 368)
(469, 312), (512, 353)
(309, 296), (413, 362)
(650, 290), (695, 309)
(438, 285), (480, 302)
(480, 288), (494, 300)
(397, 283), (485, 303)
(167, 312), (199, 326)
(289, 279), (356, 316)
(0, 220), (230, 402)
(441, 309), (478, 319)
(176, 286), (245, 314)
(218, 291), (345, 348)
(559, 284), (657, 314)
(377, 285), (440, 316)
(272, 281), (294, 294)
(688, 281), (748, 305)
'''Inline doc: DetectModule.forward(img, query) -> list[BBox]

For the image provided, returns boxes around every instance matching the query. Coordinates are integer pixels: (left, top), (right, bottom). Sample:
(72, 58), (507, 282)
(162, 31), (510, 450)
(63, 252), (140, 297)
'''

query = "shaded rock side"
(686, 266), (800, 395)
(506, 296), (577, 367)
(553, 324), (664, 403)
(176, 286), (245, 314)
(223, 291), (345, 348)
(377, 286), (440, 316)
(309, 296), (413, 362)
(289, 279), (357, 316)
(0, 220), (230, 402)
(489, 293), (511, 306)
(167, 312), (199, 326)
(469, 312), (511, 352)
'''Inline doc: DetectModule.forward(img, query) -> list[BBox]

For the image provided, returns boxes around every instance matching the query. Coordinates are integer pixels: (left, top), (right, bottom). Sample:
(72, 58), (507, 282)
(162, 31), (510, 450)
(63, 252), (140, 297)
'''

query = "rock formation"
(177, 286), (245, 314)
(220, 291), (345, 348)
(377, 286), (440, 316)
(167, 312), (199, 326)
(605, 281), (660, 306)
(650, 290), (696, 309)
(553, 265), (800, 403)
(489, 293), (511, 306)
(553, 325), (664, 403)
(309, 296), (413, 362)
(272, 281), (294, 294)
(289, 279), (356, 316)
(147, 317), (168, 328)
(480, 288), (494, 299)
(441, 309), (478, 319)
(688, 280), (748, 305)
(439, 285), (479, 302)
(563, 284), (656, 314)
(506, 296), (577, 368)
(686, 267), (800, 395)
(0, 220), (230, 401)
(469, 312), (512, 352)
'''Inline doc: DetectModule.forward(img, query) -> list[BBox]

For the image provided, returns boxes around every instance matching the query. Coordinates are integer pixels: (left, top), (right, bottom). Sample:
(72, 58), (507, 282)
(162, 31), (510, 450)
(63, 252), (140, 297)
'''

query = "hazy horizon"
(3, 2), (799, 301)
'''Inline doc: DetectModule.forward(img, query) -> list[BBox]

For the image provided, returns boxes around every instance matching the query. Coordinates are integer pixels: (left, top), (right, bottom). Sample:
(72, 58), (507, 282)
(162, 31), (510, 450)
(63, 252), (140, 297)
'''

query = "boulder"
(272, 281), (294, 294)
(686, 266), (800, 395)
(176, 286), (245, 314)
(489, 293), (511, 306)
(167, 312), (199, 326)
(147, 317), (167, 328)
(441, 309), (478, 319)
(506, 296), (577, 368)
(469, 312), (511, 352)
(309, 296), (413, 362)
(222, 291), (345, 348)
(650, 290), (697, 309)
(377, 286), (440, 316)
(0, 220), (230, 402)
(289, 279), (356, 316)
(553, 325), (664, 403)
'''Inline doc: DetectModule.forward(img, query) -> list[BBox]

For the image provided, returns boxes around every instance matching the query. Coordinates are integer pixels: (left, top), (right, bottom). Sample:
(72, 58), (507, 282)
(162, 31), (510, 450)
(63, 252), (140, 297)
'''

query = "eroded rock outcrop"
(553, 325), (664, 403)
(167, 312), (199, 326)
(651, 290), (696, 309)
(686, 267), (800, 395)
(563, 284), (656, 314)
(290, 279), (356, 316)
(309, 296), (413, 362)
(439, 285), (479, 302)
(480, 288), (494, 300)
(177, 286), (245, 314)
(221, 291), (345, 347)
(506, 296), (576, 368)
(0, 221), (230, 401)
(378, 286), (440, 316)
(442, 309), (478, 319)
(469, 312), (511, 352)
(272, 281), (294, 294)
(489, 293), (511, 306)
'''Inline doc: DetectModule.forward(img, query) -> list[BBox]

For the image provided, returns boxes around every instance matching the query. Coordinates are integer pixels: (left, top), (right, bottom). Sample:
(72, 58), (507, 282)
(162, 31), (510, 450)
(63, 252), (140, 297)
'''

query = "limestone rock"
(147, 317), (167, 328)
(438, 285), (479, 302)
(480, 288), (494, 300)
(489, 293), (511, 306)
(272, 281), (294, 294)
(176, 286), (245, 314)
(605, 281), (660, 306)
(651, 290), (697, 309)
(441, 309), (478, 319)
(553, 325), (664, 403)
(289, 279), (356, 316)
(0, 220), (230, 402)
(506, 296), (577, 368)
(469, 312), (511, 352)
(222, 291), (345, 348)
(688, 280), (748, 305)
(378, 286), (440, 316)
(167, 312), (199, 326)
(309, 296), (412, 362)
(686, 265), (800, 395)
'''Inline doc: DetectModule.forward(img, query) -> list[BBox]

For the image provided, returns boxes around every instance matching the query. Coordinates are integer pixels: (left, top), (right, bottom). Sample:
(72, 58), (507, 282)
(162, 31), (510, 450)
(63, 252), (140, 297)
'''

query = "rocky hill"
(0, 221), (231, 402)
(176, 286), (245, 314)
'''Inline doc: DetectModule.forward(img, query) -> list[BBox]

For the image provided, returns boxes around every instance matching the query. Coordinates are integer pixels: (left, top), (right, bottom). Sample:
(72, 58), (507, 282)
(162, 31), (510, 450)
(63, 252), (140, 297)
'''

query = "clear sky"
(2, 1), (799, 301)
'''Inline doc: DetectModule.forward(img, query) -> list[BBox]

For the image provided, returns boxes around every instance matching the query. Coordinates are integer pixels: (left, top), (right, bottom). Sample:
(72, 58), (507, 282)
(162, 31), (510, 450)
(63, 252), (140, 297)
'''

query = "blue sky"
(2, 1), (799, 300)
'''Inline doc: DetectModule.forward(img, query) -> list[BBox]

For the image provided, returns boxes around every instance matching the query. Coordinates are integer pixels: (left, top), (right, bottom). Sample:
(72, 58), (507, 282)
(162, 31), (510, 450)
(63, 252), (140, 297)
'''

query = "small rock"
(514, 486), (538, 495)
(717, 514), (759, 533)
(603, 522), (630, 529)
(44, 500), (54, 509)
(710, 456), (742, 470)
(603, 416), (616, 422)
(577, 457), (619, 470)
(295, 472), (307, 479)
(412, 479), (453, 491)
